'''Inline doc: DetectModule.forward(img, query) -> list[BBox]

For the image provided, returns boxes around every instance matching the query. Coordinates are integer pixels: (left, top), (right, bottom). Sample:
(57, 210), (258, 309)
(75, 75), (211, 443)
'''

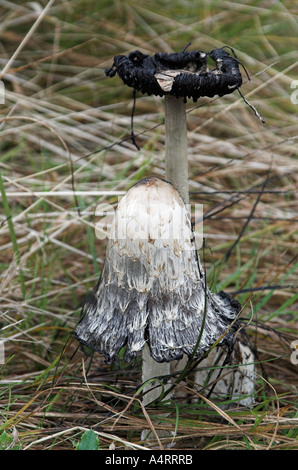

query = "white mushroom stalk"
(74, 177), (240, 401)
(164, 95), (189, 204)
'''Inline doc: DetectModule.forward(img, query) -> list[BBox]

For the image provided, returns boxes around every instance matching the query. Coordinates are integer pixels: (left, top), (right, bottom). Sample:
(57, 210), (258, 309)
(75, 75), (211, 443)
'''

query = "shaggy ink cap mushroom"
(74, 177), (241, 364)
(105, 46), (243, 102)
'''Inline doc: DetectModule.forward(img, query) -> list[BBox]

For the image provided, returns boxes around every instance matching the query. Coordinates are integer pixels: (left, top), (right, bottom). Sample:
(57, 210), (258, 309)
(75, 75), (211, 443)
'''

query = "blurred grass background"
(0, 0), (297, 450)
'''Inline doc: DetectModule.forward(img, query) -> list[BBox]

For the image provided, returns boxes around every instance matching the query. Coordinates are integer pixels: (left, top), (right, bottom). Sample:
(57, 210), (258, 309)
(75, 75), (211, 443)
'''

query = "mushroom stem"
(142, 345), (171, 406)
(142, 96), (189, 406)
(164, 95), (189, 204)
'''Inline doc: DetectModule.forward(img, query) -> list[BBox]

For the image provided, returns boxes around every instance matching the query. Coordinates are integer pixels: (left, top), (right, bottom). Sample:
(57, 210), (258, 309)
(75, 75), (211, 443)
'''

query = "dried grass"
(0, 0), (297, 450)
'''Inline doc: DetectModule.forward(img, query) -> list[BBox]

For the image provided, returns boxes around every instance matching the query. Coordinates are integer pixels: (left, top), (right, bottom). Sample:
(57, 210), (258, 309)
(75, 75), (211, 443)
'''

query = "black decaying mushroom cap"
(74, 177), (241, 364)
(105, 47), (243, 102)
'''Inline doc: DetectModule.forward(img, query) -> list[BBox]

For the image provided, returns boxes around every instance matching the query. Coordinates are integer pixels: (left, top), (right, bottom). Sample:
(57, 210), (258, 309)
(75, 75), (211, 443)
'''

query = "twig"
(224, 166), (272, 261)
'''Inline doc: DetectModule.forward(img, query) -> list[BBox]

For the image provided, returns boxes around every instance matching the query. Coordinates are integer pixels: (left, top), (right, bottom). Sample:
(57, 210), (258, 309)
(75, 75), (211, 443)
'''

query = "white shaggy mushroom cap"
(74, 176), (240, 363)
